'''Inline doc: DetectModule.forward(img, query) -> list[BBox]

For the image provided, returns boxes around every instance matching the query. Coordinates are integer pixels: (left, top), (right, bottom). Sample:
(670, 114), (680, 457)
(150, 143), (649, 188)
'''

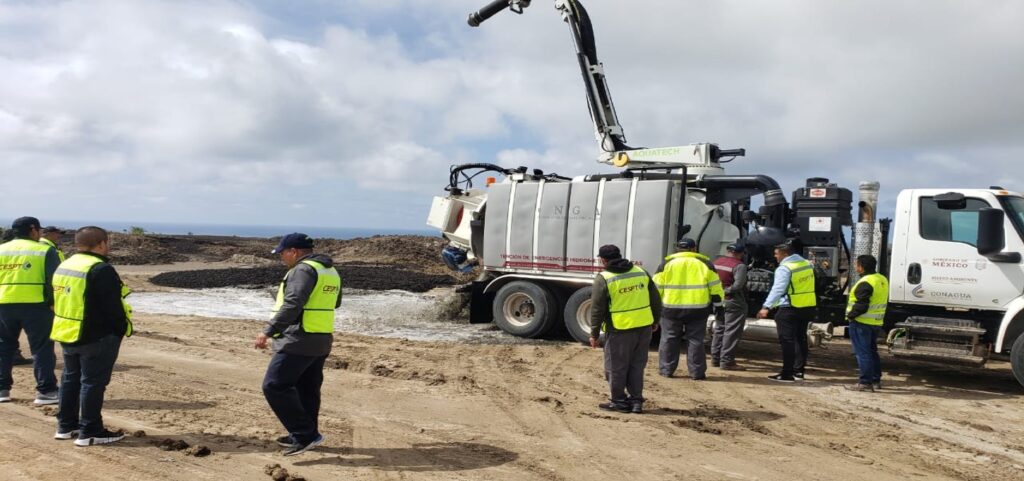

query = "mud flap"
(470, 281), (495, 324)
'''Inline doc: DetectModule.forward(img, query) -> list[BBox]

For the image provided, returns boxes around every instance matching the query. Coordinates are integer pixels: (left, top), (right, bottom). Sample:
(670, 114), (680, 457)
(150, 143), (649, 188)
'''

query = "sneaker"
(768, 374), (796, 383)
(844, 383), (875, 392)
(872, 381), (882, 391)
(275, 435), (294, 448)
(793, 372), (805, 381)
(34, 390), (59, 405)
(0, 390), (10, 403)
(720, 363), (746, 371)
(598, 401), (631, 413)
(630, 402), (644, 414)
(282, 434), (324, 456)
(75, 429), (125, 447)
(54, 429), (80, 440)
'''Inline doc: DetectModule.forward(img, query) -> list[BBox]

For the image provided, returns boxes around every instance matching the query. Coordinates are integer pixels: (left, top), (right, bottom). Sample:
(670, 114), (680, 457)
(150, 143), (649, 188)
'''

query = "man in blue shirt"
(757, 243), (817, 383)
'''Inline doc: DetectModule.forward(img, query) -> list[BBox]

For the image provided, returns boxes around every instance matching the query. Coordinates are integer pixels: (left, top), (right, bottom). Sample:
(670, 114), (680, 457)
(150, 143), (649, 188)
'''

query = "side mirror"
(977, 208), (1022, 263)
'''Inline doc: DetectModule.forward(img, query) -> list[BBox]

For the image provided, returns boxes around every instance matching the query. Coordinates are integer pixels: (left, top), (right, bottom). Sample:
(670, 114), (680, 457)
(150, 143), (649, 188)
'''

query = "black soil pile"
(150, 264), (458, 293)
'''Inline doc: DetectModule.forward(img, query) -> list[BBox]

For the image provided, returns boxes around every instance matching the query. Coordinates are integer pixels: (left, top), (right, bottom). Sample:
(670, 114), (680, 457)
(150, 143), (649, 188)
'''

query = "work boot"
(844, 383), (875, 392)
(720, 363), (745, 371)
(34, 390), (59, 405)
(630, 401), (644, 414)
(872, 381), (882, 391)
(710, 359), (720, 368)
(598, 401), (631, 413)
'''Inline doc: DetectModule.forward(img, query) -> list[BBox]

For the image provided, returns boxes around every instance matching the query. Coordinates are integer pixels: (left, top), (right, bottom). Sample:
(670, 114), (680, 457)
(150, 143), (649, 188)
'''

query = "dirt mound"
(149, 264), (458, 292)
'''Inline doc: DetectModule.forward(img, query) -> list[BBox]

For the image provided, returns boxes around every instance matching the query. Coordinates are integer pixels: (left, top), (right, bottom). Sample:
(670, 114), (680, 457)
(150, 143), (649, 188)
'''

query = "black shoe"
(282, 434), (325, 456)
(793, 372), (805, 381)
(844, 383), (875, 392)
(658, 372), (673, 378)
(690, 375), (707, 381)
(275, 435), (294, 448)
(768, 374), (796, 383)
(630, 402), (644, 414)
(720, 363), (746, 371)
(872, 380), (882, 391)
(598, 402), (631, 413)
(711, 359), (720, 368)
(12, 355), (32, 366)
(75, 429), (125, 447)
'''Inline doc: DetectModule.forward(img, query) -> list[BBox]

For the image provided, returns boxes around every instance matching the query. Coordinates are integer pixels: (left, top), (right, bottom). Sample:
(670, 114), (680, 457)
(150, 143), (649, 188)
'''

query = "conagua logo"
(911, 285), (925, 299)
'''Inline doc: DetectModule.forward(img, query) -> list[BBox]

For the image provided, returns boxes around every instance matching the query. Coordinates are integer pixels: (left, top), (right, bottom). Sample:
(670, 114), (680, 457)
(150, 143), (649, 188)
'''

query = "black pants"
(262, 352), (327, 445)
(57, 335), (122, 437)
(774, 307), (815, 377)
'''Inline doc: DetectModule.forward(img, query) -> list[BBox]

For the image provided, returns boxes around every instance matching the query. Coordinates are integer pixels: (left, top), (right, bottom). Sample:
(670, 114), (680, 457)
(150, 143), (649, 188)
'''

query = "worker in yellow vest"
(758, 243), (817, 383)
(51, 226), (133, 446)
(653, 238), (724, 380)
(844, 255), (888, 392)
(40, 226), (66, 263)
(0, 216), (60, 405)
(255, 233), (341, 456)
(589, 244), (661, 414)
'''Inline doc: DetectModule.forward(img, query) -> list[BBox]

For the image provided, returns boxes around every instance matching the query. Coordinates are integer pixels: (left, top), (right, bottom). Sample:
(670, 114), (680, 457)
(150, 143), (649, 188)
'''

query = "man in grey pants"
(711, 243), (748, 370)
(590, 245), (661, 414)
(654, 238), (724, 380)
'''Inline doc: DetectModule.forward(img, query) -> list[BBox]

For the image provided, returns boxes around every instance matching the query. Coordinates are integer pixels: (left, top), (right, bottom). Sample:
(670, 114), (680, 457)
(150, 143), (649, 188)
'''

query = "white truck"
(427, 0), (1024, 388)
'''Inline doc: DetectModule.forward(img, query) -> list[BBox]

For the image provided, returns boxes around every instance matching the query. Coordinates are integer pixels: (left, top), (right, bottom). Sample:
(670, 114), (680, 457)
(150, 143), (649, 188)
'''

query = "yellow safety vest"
(781, 259), (817, 308)
(599, 265), (655, 331)
(654, 252), (725, 309)
(40, 238), (66, 263)
(846, 273), (888, 326)
(273, 259), (341, 334)
(51, 254), (134, 343)
(0, 238), (51, 304)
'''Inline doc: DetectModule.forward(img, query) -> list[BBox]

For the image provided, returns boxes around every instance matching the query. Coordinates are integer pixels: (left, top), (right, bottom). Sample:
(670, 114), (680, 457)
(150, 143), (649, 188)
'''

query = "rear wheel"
(1011, 334), (1024, 389)
(563, 287), (594, 344)
(492, 281), (558, 338)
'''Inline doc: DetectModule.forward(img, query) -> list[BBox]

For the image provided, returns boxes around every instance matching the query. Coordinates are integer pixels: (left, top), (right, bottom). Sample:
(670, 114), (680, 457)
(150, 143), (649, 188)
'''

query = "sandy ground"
(1, 309), (1023, 481)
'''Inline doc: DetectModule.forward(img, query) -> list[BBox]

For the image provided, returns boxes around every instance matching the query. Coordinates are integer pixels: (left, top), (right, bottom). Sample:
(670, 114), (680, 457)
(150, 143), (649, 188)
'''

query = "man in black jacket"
(255, 233), (341, 456)
(590, 245), (661, 414)
(53, 226), (132, 446)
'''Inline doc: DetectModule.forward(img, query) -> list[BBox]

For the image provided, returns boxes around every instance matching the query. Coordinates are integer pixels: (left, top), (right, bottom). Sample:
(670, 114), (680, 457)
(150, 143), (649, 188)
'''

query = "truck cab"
(887, 188), (1024, 382)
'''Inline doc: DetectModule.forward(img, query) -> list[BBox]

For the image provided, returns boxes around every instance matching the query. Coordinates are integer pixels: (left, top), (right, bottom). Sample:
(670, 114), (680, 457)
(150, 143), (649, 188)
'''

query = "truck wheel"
(1011, 334), (1024, 389)
(563, 287), (594, 344)
(492, 281), (558, 338)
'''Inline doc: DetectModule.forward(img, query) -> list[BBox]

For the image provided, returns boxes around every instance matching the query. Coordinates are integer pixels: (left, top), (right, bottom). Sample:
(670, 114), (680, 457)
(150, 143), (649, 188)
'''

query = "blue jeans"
(57, 335), (122, 437)
(262, 352), (327, 445)
(0, 305), (58, 393)
(848, 321), (882, 385)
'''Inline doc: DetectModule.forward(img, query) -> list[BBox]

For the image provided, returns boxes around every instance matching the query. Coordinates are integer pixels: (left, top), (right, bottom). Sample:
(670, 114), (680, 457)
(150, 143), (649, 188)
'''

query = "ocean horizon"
(39, 219), (437, 240)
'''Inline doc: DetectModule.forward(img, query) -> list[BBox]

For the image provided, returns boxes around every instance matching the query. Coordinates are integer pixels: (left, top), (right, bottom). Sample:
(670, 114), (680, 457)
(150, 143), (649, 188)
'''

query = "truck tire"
(1012, 334), (1024, 389)
(492, 281), (558, 338)
(563, 287), (594, 344)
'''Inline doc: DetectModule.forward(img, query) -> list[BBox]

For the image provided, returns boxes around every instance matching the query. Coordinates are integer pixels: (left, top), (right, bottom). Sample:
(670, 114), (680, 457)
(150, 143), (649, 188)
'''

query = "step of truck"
(889, 344), (987, 366)
(895, 316), (986, 336)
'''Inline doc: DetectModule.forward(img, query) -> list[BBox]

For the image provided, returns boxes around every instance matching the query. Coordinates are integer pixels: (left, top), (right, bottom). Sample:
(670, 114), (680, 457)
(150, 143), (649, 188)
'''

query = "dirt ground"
(1, 308), (1023, 481)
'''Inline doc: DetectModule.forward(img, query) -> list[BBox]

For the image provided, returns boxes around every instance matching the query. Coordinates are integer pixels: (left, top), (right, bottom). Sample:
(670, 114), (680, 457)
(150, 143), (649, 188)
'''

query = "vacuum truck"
(426, 0), (1024, 388)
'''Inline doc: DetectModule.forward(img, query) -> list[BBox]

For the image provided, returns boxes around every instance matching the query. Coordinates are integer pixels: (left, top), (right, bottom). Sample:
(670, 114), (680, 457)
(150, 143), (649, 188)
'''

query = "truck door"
(897, 192), (1024, 309)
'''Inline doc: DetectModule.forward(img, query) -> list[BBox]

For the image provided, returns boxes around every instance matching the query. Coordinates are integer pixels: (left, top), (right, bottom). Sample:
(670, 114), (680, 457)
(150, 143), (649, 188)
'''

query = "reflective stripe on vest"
(40, 238), (65, 263)
(600, 265), (654, 330)
(0, 239), (51, 304)
(273, 259), (341, 334)
(846, 273), (889, 326)
(656, 252), (724, 309)
(782, 259), (816, 308)
(51, 254), (134, 344)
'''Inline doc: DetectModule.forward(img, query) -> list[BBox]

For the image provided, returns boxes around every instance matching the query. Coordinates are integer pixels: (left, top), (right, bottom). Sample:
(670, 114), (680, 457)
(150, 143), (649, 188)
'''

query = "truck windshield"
(1000, 196), (1024, 242)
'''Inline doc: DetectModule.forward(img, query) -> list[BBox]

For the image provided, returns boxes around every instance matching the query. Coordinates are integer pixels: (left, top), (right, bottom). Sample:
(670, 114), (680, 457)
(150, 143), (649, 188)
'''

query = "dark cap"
(41, 226), (62, 234)
(675, 237), (697, 250)
(726, 243), (745, 253)
(11, 216), (41, 235)
(598, 244), (622, 260)
(271, 233), (315, 254)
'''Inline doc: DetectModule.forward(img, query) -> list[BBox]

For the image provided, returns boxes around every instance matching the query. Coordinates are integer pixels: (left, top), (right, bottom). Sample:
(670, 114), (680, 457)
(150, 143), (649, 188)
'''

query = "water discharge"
(130, 287), (538, 344)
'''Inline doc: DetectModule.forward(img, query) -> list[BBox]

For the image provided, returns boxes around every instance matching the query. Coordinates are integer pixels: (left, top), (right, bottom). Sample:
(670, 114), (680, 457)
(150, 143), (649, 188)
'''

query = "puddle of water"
(130, 287), (538, 344)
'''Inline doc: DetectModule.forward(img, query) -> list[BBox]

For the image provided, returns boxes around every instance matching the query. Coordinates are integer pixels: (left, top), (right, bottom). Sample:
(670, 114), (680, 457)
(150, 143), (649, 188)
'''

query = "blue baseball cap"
(271, 233), (314, 254)
(676, 237), (697, 249)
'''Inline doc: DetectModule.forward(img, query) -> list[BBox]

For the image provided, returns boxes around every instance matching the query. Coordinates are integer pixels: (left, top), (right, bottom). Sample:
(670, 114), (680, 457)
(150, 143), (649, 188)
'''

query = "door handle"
(907, 263), (922, 284)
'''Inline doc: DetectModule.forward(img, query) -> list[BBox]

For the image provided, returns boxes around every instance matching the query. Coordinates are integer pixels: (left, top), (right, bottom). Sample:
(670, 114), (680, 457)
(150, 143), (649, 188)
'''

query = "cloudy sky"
(2, 0), (1022, 232)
